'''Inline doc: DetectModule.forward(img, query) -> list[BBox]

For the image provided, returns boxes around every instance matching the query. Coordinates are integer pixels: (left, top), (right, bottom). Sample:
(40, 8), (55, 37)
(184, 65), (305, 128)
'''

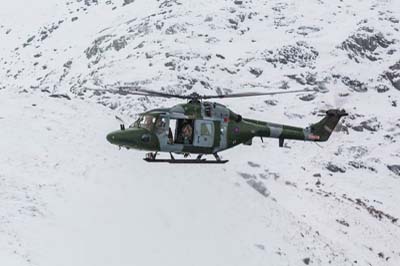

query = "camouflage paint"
(106, 101), (347, 155)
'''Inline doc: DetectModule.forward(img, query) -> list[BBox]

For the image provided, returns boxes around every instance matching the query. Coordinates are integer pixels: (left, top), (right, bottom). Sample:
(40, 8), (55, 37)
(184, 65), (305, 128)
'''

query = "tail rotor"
(116, 116), (126, 130)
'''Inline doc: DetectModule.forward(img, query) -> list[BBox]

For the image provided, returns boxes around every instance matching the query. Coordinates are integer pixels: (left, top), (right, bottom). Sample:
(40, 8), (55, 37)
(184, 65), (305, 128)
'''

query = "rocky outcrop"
(340, 27), (394, 63)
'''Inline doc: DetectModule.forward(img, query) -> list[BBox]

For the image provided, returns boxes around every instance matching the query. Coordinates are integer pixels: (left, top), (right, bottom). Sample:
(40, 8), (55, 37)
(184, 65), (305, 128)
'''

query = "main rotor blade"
(83, 86), (189, 99)
(201, 89), (312, 99)
(117, 86), (189, 99)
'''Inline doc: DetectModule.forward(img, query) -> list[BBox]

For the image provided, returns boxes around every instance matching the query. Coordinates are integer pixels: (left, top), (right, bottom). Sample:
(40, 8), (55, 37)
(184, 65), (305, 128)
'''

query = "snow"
(1, 0), (400, 265)
(0, 90), (338, 266)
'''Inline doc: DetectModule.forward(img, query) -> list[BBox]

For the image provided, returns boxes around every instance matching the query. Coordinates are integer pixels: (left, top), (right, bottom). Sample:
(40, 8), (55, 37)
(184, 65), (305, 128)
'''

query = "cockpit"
(130, 115), (166, 130)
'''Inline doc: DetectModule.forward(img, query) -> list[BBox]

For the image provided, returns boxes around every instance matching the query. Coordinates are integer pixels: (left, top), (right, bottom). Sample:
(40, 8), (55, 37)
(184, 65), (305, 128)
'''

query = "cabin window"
(200, 123), (212, 136)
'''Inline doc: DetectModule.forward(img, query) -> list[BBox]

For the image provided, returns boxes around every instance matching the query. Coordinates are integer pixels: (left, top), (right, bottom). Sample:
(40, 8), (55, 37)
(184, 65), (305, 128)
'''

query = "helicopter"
(103, 86), (348, 164)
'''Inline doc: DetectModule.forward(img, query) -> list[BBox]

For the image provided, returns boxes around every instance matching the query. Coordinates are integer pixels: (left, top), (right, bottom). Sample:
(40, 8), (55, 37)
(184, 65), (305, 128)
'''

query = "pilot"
(144, 116), (153, 128)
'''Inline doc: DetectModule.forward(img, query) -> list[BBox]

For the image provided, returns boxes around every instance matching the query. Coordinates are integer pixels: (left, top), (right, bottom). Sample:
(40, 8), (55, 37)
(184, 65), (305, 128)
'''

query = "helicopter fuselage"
(106, 101), (347, 156)
(107, 101), (246, 154)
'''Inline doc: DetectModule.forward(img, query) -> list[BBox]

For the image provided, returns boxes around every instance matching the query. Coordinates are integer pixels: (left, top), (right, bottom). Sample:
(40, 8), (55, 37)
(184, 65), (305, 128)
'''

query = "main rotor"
(84, 84), (312, 102)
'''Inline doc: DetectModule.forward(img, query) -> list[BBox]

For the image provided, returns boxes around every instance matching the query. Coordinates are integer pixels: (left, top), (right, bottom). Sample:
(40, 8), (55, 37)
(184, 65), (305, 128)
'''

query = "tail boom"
(248, 109), (348, 145)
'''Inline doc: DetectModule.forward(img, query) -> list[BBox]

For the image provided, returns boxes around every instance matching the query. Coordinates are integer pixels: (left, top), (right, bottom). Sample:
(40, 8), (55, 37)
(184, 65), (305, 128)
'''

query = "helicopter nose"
(106, 132), (116, 144)
(106, 129), (143, 147)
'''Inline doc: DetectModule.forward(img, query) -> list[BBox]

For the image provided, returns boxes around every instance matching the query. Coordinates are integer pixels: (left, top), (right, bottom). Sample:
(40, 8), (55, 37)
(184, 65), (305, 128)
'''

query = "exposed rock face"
(341, 76), (368, 92)
(340, 27), (394, 63)
(387, 165), (400, 177)
(326, 163), (346, 173)
(375, 84), (390, 93)
(384, 61), (400, 90)
(123, 0), (135, 6)
(299, 94), (316, 102)
(246, 179), (270, 198)
(264, 41), (319, 68)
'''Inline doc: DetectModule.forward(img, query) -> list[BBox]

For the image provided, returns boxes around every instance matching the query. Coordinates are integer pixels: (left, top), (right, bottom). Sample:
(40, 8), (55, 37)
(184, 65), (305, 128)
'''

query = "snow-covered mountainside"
(1, 0), (400, 265)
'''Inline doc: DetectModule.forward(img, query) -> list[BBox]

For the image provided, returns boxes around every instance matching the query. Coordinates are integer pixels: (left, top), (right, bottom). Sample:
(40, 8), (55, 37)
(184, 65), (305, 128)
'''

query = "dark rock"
(159, 0), (182, 8)
(254, 244), (265, 250)
(134, 41), (145, 49)
(63, 60), (73, 68)
(284, 181), (297, 188)
(341, 76), (368, 92)
(351, 118), (381, 132)
(249, 67), (263, 77)
(299, 94), (315, 101)
(349, 161), (377, 172)
(305, 73), (318, 85)
(303, 258), (310, 265)
(343, 196), (399, 223)
(84, 0), (98, 6)
(123, 0), (135, 6)
(164, 61), (176, 70)
(387, 165), (400, 176)
(247, 179), (270, 197)
(388, 17), (399, 24)
(286, 74), (306, 85)
(360, 118), (380, 132)
(340, 27), (394, 62)
(279, 81), (290, 90)
(111, 36), (128, 51)
(375, 84), (390, 93)
(387, 49), (396, 55)
(238, 172), (256, 179)
(264, 41), (318, 68)
(248, 161), (261, 168)
(326, 163), (346, 173)
(220, 67), (237, 74)
(384, 61), (400, 90)
(264, 100), (278, 106)
(165, 24), (186, 35)
(297, 26), (320, 36)
(352, 125), (364, 132)
(85, 34), (113, 62)
(228, 19), (238, 26)
(23, 35), (36, 47)
(336, 219), (350, 227)
(50, 94), (71, 100)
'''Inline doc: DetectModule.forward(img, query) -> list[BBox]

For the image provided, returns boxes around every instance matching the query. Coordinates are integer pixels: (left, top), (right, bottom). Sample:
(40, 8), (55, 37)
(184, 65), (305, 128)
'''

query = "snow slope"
(0, 89), (358, 266)
(1, 0), (400, 265)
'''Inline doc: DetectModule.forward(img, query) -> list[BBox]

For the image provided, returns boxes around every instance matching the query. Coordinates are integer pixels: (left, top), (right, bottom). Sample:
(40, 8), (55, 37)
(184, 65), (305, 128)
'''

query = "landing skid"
(143, 158), (228, 164)
(143, 152), (228, 164)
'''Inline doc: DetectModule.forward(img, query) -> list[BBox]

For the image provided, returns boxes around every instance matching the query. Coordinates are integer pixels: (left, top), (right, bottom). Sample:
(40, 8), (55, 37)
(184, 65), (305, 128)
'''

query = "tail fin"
(310, 109), (348, 141)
